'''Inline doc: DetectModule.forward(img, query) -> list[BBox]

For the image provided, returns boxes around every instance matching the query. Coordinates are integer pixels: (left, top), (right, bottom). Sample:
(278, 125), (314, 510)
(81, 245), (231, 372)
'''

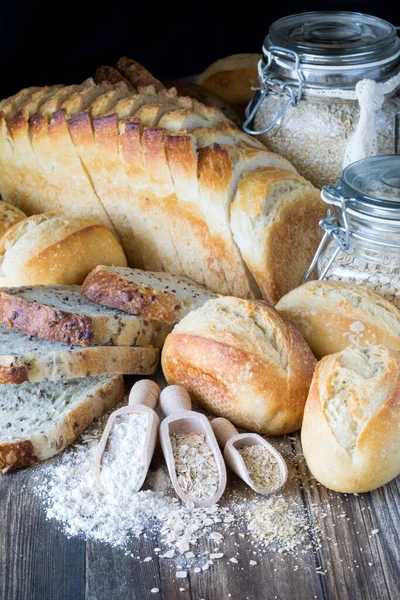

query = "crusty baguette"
(81, 265), (217, 324)
(0, 285), (170, 347)
(301, 345), (400, 493)
(276, 280), (400, 358)
(0, 201), (26, 238)
(230, 167), (325, 304)
(0, 214), (127, 287)
(161, 297), (316, 435)
(0, 61), (324, 301)
(0, 375), (123, 471)
(0, 326), (159, 383)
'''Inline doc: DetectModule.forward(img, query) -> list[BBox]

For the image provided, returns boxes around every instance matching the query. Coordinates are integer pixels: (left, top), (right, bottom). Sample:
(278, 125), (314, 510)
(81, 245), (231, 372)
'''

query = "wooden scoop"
(94, 379), (160, 494)
(159, 385), (227, 508)
(211, 417), (288, 495)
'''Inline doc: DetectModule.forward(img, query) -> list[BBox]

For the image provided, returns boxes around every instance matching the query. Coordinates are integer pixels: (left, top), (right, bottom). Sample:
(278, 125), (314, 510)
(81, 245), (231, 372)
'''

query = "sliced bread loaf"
(0, 285), (171, 347)
(0, 327), (159, 383)
(0, 374), (123, 471)
(81, 266), (218, 325)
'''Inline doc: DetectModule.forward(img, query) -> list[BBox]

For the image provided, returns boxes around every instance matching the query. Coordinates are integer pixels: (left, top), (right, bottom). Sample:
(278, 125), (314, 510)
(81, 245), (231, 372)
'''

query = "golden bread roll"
(197, 53), (261, 107)
(161, 297), (316, 435)
(0, 214), (127, 286)
(0, 201), (26, 237)
(301, 345), (400, 493)
(276, 280), (400, 358)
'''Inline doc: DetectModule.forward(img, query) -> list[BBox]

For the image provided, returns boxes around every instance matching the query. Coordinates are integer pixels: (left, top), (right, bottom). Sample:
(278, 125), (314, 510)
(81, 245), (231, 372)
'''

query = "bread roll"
(276, 280), (400, 358)
(230, 168), (325, 305)
(0, 201), (26, 237)
(197, 54), (261, 108)
(161, 297), (316, 435)
(0, 214), (127, 286)
(301, 345), (400, 493)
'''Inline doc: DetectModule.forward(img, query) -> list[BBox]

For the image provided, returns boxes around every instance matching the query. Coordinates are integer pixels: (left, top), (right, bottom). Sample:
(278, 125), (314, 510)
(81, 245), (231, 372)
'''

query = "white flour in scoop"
(100, 413), (148, 494)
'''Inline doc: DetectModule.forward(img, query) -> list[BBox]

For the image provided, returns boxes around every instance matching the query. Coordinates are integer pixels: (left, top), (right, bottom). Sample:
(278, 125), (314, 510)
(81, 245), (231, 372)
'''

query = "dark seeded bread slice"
(0, 326), (159, 383)
(0, 285), (171, 347)
(0, 374), (123, 471)
(81, 266), (218, 325)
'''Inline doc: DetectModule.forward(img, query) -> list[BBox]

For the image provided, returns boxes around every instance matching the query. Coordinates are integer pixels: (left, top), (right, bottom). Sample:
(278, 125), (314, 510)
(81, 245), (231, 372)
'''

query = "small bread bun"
(276, 280), (400, 358)
(301, 345), (400, 493)
(161, 296), (316, 435)
(197, 53), (261, 108)
(0, 201), (26, 238)
(0, 214), (127, 286)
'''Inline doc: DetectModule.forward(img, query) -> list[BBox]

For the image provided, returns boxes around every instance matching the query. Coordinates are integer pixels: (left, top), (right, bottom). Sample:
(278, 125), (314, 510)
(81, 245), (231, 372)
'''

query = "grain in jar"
(244, 12), (400, 187)
(304, 155), (400, 309)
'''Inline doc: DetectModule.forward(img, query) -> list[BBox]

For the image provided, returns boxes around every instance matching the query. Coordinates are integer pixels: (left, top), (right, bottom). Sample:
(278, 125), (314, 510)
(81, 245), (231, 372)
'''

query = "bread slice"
(230, 167), (325, 304)
(0, 374), (123, 471)
(0, 285), (170, 347)
(81, 265), (218, 325)
(0, 326), (159, 383)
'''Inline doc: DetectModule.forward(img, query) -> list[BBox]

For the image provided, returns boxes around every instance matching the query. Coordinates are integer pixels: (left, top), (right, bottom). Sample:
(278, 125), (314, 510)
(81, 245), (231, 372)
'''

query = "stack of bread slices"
(0, 265), (216, 471)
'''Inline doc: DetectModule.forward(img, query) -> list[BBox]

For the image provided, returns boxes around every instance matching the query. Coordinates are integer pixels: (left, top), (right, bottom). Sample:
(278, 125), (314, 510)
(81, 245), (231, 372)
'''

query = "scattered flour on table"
(33, 415), (321, 559)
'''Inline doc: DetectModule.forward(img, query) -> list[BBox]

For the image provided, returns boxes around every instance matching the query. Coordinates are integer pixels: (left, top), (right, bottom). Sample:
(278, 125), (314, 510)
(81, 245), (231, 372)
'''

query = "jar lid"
(322, 155), (400, 222)
(263, 12), (400, 87)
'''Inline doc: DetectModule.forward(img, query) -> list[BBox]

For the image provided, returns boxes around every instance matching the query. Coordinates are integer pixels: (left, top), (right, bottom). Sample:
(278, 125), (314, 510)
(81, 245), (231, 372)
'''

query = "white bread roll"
(161, 297), (316, 435)
(276, 280), (400, 358)
(197, 53), (261, 107)
(0, 214), (127, 286)
(0, 200), (26, 237)
(301, 345), (400, 493)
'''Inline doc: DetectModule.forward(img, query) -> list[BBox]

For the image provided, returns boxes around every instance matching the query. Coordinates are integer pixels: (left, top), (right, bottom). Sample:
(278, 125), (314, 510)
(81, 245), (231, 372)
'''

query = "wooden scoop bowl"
(94, 379), (160, 494)
(159, 385), (227, 508)
(211, 417), (288, 495)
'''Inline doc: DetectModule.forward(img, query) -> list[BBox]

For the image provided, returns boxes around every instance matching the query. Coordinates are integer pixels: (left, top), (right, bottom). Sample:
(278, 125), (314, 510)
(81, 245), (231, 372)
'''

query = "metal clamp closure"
(303, 190), (351, 283)
(243, 46), (305, 136)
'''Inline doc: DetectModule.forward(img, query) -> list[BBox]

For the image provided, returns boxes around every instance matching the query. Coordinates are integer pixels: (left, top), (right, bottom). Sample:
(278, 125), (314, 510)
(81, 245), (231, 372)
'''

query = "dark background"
(1, 1), (398, 98)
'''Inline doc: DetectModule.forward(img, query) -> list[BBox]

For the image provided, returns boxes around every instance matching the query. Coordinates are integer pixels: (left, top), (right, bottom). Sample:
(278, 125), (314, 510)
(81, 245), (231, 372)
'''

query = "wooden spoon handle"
(160, 385), (191, 416)
(129, 380), (160, 409)
(211, 417), (239, 448)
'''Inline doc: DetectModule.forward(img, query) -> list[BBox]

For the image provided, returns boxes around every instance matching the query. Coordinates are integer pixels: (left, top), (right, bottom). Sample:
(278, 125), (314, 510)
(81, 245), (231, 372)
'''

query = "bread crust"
(230, 167), (325, 304)
(0, 201), (26, 238)
(301, 346), (400, 492)
(81, 267), (183, 324)
(161, 297), (316, 435)
(276, 280), (400, 358)
(0, 292), (94, 345)
(0, 375), (124, 471)
(197, 53), (261, 106)
(0, 215), (127, 287)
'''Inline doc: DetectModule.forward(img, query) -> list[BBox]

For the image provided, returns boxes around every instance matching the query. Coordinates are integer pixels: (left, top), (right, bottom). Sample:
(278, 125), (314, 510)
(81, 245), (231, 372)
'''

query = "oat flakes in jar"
(244, 12), (400, 188)
(303, 155), (400, 308)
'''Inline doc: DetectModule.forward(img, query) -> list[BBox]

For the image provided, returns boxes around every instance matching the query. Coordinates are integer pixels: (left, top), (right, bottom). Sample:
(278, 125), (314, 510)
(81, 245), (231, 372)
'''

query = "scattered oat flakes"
(171, 432), (219, 501)
(176, 571), (187, 579)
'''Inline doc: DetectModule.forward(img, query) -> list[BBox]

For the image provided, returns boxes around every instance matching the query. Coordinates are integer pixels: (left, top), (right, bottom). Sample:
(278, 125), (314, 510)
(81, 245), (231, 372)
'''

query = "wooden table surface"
(1, 374), (399, 600)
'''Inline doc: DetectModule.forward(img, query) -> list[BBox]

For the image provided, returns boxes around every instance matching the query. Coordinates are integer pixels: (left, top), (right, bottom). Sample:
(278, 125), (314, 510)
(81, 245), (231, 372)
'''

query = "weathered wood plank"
(295, 436), (400, 600)
(0, 467), (86, 600)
